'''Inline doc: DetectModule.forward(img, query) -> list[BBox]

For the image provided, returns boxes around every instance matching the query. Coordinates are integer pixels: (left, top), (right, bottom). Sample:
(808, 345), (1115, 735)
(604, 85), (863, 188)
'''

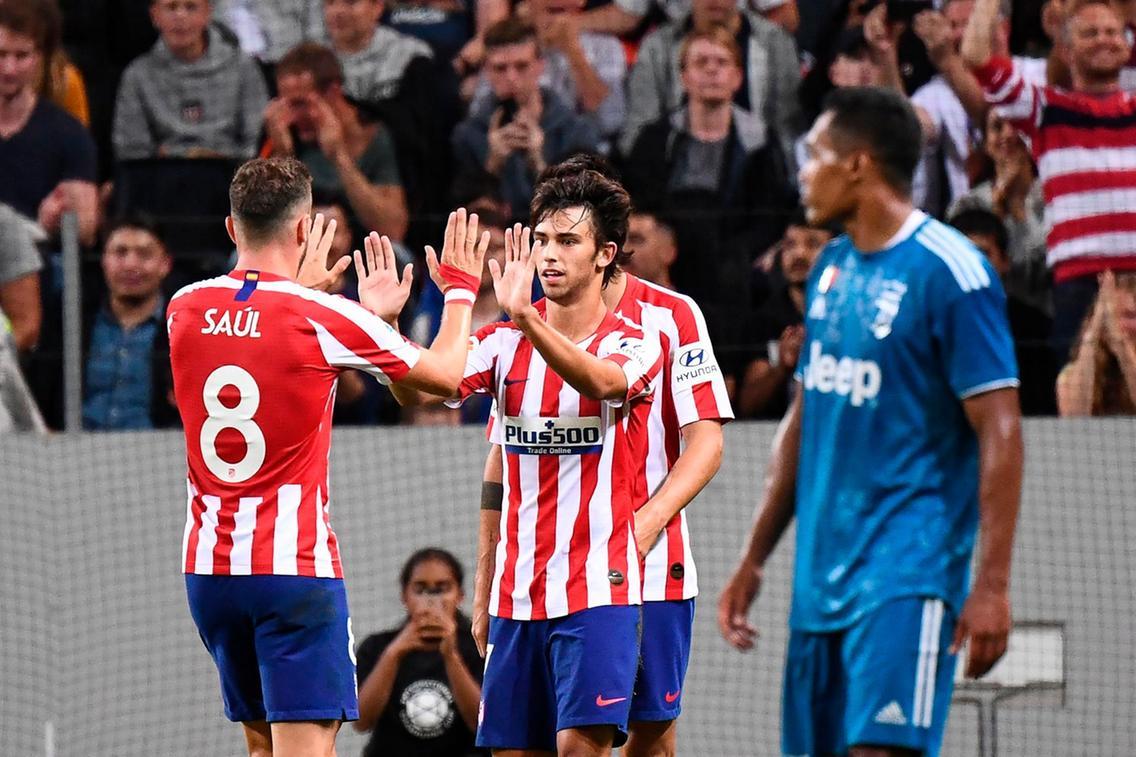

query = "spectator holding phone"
(354, 548), (487, 757)
(451, 17), (599, 219)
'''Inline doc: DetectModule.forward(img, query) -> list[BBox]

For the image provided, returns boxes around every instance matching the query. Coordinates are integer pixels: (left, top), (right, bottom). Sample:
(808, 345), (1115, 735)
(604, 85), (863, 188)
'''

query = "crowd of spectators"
(3, 0), (1136, 431)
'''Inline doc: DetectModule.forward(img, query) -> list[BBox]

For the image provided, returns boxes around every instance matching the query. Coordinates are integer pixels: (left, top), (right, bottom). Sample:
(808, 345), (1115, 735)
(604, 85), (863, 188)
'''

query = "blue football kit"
(783, 211), (1019, 755)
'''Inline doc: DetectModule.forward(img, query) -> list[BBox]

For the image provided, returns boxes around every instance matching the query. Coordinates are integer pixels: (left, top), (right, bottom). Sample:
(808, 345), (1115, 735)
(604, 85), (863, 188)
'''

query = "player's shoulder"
(471, 319), (523, 351)
(169, 274), (241, 305)
(627, 274), (705, 324)
(909, 216), (997, 295)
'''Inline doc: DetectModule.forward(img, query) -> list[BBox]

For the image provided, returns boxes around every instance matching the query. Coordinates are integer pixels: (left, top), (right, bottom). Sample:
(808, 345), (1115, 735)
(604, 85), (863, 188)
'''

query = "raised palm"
(489, 224), (540, 320)
(355, 232), (413, 324)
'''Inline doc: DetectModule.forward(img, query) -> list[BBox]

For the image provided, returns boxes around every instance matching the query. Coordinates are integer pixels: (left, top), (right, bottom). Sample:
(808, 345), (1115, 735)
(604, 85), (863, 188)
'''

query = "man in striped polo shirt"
(963, 0), (1136, 359)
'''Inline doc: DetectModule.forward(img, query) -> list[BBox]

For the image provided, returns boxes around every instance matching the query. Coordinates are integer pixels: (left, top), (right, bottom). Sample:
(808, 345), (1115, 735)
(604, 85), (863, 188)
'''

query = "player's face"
(781, 225), (832, 285)
(150, 0), (211, 56)
(624, 214), (676, 285)
(533, 206), (616, 303)
(102, 228), (172, 300)
(0, 27), (40, 99)
(484, 41), (543, 103)
(323, 0), (384, 50)
(798, 112), (858, 227)
(402, 560), (462, 618)
(276, 72), (322, 143)
(681, 38), (742, 105)
(1068, 4), (1130, 80)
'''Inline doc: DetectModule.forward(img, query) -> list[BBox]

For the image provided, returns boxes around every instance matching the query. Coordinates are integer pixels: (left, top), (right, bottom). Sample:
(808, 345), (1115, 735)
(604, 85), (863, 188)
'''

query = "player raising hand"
(168, 157), (487, 757)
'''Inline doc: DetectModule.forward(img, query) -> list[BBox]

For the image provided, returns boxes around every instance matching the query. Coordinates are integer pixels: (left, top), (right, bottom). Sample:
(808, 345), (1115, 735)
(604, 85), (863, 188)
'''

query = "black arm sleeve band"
(480, 481), (504, 511)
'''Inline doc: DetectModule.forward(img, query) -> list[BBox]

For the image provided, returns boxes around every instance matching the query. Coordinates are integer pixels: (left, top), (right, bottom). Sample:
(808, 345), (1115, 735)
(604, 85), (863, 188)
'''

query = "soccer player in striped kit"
(169, 157), (489, 756)
(719, 88), (1024, 757)
(477, 157), (734, 754)
(395, 166), (666, 755)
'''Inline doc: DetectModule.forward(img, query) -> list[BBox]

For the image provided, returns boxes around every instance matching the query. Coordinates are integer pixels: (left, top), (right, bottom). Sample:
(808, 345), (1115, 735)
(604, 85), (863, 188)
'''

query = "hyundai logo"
(679, 348), (705, 367)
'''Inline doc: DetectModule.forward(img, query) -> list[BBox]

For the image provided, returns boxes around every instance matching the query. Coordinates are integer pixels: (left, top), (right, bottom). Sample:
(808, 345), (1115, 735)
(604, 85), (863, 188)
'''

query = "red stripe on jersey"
(569, 394), (603, 615)
(296, 486), (318, 578)
(184, 495), (203, 573)
(691, 382), (721, 421)
(497, 338), (533, 618)
(1042, 126), (1136, 152)
(1043, 170), (1136, 203)
(212, 499), (236, 574)
(607, 406), (632, 606)
(1048, 212), (1136, 247)
(253, 494), (278, 573)
(529, 365), (564, 620)
(664, 515), (685, 601)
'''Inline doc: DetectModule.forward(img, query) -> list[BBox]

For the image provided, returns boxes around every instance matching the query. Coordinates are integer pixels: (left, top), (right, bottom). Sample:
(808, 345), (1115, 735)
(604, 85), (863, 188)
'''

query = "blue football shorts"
(629, 598), (696, 722)
(782, 596), (957, 756)
(185, 574), (359, 723)
(477, 604), (642, 751)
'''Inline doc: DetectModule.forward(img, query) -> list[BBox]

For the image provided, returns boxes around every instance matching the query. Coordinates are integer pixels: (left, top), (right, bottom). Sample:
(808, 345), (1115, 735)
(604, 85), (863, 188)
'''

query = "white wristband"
(444, 288), (476, 305)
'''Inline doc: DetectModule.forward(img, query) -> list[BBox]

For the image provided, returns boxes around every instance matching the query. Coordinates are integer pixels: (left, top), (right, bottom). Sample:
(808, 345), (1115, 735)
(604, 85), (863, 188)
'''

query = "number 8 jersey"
(168, 271), (421, 577)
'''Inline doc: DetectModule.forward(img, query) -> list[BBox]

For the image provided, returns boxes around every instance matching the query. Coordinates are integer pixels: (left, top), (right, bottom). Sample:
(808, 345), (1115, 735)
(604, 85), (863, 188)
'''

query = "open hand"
(488, 224), (540, 321)
(297, 213), (351, 291)
(424, 208), (491, 295)
(355, 232), (414, 324)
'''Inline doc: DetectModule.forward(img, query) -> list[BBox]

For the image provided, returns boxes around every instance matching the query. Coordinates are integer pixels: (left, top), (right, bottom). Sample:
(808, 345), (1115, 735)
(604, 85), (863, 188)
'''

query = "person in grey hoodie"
(112, 0), (268, 160)
(451, 17), (600, 220)
(619, 0), (801, 164)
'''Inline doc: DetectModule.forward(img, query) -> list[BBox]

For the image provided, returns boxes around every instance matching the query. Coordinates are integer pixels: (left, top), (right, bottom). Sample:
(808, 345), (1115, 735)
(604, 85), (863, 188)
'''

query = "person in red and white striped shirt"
(964, 0), (1136, 359)
(170, 157), (488, 756)
(395, 167), (665, 755)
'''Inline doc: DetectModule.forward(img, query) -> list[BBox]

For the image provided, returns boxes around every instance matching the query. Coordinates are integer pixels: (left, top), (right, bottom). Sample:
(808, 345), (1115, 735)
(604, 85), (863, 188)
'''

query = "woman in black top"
(354, 548), (487, 756)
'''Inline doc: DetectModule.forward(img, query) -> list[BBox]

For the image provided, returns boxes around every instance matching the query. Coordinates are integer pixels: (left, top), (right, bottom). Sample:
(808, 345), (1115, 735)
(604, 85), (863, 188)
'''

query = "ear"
(225, 216), (238, 246)
(596, 241), (618, 269)
(296, 215), (309, 247)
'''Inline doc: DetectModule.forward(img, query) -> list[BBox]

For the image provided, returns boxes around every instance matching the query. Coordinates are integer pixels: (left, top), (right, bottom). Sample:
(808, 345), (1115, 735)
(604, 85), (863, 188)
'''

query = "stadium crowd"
(3, 0), (1136, 430)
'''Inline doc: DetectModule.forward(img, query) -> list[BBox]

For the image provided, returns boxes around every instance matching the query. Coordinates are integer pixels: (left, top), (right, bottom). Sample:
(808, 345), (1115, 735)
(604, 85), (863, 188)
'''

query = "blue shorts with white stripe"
(781, 596), (957, 756)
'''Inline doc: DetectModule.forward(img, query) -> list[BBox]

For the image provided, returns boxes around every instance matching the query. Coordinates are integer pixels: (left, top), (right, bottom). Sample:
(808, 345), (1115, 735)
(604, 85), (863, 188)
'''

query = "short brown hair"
(276, 42), (344, 92)
(679, 25), (743, 71)
(484, 16), (538, 53)
(0, 0), (61, 57)
(229, 158), (312, 242)
(531, 159), (632, 287)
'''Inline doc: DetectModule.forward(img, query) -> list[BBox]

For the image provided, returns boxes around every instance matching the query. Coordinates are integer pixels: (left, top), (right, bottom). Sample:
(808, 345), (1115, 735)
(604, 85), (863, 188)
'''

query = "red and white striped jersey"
(613, 275), (734, 601)
(169, 271), (420, 578)
(456, 311), (663, 621)
(975, 55), (1136, 281)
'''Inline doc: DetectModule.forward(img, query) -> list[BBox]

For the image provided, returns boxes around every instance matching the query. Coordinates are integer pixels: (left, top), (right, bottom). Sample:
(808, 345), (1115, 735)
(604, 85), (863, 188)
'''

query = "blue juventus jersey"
(790, 211), (1019, 632)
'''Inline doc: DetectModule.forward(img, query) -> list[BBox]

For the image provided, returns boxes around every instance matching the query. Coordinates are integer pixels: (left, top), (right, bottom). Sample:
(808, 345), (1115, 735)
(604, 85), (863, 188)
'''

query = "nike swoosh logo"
(595, 694), (628, 707)
(504, 377), (528, 386)
(664, 690), (681, 703)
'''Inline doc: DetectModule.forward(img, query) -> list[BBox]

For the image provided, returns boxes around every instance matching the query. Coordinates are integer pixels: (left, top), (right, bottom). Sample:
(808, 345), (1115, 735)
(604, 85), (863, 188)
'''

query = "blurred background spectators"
(10, 0), (1128, 434)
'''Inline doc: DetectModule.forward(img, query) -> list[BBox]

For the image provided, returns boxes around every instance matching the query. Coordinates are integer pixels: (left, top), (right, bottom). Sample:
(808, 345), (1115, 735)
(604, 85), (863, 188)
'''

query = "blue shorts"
(782, 596), (957, 756)
(629, 598), (695, 722)
(477, 604), (641, 751)
(185, 574), (359, 723)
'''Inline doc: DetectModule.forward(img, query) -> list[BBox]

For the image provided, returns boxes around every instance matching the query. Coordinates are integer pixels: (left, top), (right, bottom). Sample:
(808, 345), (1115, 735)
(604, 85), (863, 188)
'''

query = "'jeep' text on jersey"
(792, 211), (1019, 631)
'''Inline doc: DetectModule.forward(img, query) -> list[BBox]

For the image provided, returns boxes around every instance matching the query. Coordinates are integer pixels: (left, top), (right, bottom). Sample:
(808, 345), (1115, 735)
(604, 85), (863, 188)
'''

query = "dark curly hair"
(530, 156), (632, 286)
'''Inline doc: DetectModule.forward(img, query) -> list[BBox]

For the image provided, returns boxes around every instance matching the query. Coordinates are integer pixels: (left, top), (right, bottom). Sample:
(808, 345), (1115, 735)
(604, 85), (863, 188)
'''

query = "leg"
(478, 617), (559, 753)
(843, 597), (958, 757)
(623, 719), (676, 757)
(780, 628), (845, 757)
(269, 720), (340, 757)
(549, 606), (641, 752)
(625, 599), (695, 757)
(241, 721), (272, 757)
(556, 724), (616, 757)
